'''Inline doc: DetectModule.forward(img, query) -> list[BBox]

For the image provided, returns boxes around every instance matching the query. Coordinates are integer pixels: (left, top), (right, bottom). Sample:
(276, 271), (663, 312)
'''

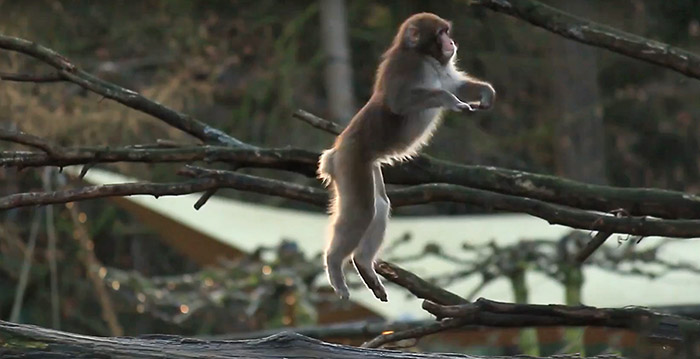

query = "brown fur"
(318, 13), (495, 301)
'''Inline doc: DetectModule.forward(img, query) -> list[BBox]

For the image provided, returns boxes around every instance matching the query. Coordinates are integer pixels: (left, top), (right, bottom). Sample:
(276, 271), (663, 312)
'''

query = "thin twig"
(43, 168), (61, 329)
(292, 109), (343, 135)
(9, 210), (42, 322)
(66, 199), (123, 336)
(194, 189), (217, 210)
(575, 231), (613, 263)
(361, 318), (466, 348)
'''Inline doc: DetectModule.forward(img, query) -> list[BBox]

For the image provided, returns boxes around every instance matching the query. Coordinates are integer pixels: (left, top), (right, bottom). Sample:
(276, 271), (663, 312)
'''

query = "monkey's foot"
(332, 285), (350, 300)
(354, 261), (388, 302)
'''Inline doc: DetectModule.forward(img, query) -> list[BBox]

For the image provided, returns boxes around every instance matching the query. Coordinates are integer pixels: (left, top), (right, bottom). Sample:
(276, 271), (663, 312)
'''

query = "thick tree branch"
(0, 35), (253, 148)
(471, 0), (700, 80)
(422, 298), (695, 335)
(0, 320), (615, 358)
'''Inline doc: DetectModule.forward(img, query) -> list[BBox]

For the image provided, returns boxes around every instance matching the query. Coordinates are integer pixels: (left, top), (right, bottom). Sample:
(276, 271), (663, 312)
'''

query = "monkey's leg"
(325, 158), (376, 300)
(352, 164), (390, 302)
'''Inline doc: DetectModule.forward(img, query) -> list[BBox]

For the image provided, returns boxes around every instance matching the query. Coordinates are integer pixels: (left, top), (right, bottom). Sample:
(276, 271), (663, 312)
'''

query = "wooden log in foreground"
(0, 320), (621, 359)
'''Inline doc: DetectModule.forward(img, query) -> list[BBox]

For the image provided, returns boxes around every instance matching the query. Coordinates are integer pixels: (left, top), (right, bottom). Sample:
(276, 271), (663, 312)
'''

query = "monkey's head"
(398, 13), (455, 64)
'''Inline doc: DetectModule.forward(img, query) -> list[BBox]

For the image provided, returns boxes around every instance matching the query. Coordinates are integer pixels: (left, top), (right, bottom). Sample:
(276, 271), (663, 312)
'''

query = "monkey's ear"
(404, 24), (420, 48)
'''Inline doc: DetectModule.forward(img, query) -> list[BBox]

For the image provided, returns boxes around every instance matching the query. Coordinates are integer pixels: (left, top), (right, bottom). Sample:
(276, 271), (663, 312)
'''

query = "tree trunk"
(551, 1), (607, 185)
(319, 0), (356, 124)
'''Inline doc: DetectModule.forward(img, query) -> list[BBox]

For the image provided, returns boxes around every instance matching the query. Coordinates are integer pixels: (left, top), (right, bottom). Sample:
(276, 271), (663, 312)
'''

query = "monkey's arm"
(388, 88), (473, 115)
(455, 76), (496, 110)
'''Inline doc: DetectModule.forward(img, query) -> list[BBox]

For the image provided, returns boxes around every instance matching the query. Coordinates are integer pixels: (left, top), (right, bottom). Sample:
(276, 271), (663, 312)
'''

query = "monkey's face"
(401, 13), (455, 65)
(436, 27), (456, 60)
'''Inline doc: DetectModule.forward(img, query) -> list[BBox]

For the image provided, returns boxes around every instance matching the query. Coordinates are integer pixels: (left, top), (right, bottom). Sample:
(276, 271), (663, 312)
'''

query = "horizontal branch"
(0, 320), (609, 358)
(5, 166), (700, 238)
(0, 170), (326, 210)
(472, 0), (700, 79)
(422, 298), (695, 335)
(293, 108), (700, 220)
(0, 129), (64, 156)
(395, 156), (700, 220)
(0, 34), (252, 148)
(5, 138), (700, 221)
(0, 145), (318, 174)
(211, 319), (433, 341)
(0, 71), (64, 82)
(388, 183), (700, 238)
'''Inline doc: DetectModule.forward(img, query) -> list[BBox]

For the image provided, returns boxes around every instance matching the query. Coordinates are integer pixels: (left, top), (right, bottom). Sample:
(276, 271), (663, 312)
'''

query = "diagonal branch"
(471, 0), (700, 80)
(375, 261), (467, 306)
(0, 35), (253, 148)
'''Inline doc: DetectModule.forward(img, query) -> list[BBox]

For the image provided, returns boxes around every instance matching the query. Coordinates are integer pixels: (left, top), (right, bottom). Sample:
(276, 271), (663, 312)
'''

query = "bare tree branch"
(0, 145), (318, 175)
(361, 318), (467, 349)
(421, 297), (689, 333)
(3, 100), (700, 221)
(5, 165), (700, 238)
(293, 109), (343, 135)
(0, 71), (64, 82)
(0, 35), (253, 148)
(388, 184), (700, 238)
(294, 109), (700, 220)
(375, 261), (467, 306)
(471, 0), (700, 80)
(0, 320), (617, 358)
(0, 129), (64, 156)
(575, 231), (613, 263)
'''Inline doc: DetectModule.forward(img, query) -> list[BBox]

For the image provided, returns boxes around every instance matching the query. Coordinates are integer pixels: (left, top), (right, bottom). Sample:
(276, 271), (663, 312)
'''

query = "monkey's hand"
(466, 101), (487, 111)
(454, 101), (476, 112)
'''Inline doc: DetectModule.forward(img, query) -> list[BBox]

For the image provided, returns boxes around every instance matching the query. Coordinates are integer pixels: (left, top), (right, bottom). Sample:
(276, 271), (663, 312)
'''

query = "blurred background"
(1, 0), (699, 357)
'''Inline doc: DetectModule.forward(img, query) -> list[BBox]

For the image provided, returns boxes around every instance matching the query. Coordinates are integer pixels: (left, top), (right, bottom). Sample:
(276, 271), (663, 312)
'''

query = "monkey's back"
(335, 51), (445, 164)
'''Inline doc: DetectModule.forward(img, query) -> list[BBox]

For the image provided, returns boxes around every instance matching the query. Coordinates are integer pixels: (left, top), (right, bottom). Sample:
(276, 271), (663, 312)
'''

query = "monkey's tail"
(317, 148), (336, 187)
